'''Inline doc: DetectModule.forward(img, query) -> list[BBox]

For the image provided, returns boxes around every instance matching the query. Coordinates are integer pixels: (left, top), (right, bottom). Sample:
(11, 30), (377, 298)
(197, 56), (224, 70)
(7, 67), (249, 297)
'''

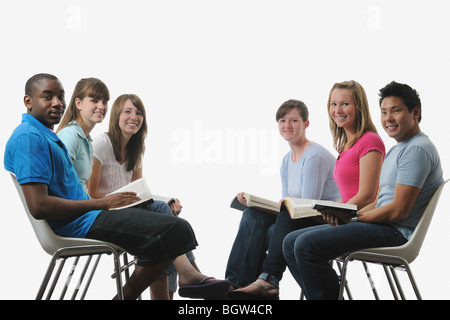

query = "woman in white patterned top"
(90, 94), (229, 300)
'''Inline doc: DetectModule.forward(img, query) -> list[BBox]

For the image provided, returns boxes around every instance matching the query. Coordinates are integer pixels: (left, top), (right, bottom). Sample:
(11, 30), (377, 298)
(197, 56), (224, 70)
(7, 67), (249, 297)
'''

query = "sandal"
(228, 281), (279, 300)
(178, 277), (231, 299)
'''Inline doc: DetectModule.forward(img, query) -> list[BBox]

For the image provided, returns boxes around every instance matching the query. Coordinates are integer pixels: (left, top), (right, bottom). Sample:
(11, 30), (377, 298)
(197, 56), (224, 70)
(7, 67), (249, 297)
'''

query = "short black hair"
(379, 81), (422, 122)
(25, 73), (59, 96)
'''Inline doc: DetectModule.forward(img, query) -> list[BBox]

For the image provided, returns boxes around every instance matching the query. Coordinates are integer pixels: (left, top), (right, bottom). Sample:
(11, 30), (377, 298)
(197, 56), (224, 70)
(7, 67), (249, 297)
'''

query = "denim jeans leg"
(148, 200), (173, 215)
(283, 223), (407, 300)
(225, 208), (276, 288)
(261, 212), (325, 285)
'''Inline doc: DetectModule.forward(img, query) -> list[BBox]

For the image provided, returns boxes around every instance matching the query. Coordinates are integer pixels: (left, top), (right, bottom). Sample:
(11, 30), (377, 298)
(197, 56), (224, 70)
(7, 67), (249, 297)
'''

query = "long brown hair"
(107, 94), (147, 171)
(56, 78), (109, 133)
(327, 80), (378, 154)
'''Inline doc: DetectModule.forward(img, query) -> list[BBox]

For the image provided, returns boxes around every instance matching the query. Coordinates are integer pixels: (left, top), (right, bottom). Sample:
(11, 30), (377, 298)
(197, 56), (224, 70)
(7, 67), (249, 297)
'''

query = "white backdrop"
(1, 0), (449, 300)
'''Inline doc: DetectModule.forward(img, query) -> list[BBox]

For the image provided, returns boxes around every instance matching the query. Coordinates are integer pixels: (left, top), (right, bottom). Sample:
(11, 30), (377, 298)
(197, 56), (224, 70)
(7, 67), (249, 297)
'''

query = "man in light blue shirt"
(283, 81), (443, 299)
(377, 132), (443, 240)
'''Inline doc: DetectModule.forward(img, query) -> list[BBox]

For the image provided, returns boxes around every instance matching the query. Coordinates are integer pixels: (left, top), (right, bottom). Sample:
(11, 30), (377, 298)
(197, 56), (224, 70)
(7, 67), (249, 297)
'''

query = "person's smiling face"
(119, 99), (143, 138)
(380, 96), (421, 142)
(278, 108), (309, 144)
(76, 96), (108, 127)
(24, 78), (66, 129)
(329, 88), (357, 132)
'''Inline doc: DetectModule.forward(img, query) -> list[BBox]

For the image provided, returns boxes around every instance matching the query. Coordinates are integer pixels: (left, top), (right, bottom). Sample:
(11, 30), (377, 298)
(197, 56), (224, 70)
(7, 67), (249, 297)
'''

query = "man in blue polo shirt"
(4, 74), (203, 299)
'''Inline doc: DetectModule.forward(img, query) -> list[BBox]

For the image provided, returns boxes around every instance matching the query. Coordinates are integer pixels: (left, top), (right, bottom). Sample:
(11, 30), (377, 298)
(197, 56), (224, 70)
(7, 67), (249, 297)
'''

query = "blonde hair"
(57, 78), (109, 133)
(327, 80), (378, 154)
(107, 94), (147, 172)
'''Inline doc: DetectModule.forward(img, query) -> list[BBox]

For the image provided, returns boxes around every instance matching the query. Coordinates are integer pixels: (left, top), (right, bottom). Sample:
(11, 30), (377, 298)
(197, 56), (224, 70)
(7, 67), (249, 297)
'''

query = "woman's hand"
(237, 192), (248, 206)
(169, 200), (183, 216)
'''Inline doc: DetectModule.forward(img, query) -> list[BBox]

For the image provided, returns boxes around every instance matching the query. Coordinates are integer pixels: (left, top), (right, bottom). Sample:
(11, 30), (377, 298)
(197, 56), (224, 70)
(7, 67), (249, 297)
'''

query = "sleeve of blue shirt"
(9, 132), (53, 185)
(397, 145), (432, 189)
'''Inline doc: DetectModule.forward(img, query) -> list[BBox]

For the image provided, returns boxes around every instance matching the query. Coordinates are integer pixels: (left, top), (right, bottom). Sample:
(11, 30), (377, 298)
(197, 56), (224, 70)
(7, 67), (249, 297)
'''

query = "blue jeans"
(283, 222), (407, 300)
(225, 208), (324, 288)
(260, 211), (325, 287)
(225, 208), (275, 288)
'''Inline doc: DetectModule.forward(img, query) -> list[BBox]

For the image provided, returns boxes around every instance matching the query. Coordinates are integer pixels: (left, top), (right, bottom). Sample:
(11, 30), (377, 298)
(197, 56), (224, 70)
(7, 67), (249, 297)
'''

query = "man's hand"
(320, 208), (353, 226)
(102, 192), (141, 209)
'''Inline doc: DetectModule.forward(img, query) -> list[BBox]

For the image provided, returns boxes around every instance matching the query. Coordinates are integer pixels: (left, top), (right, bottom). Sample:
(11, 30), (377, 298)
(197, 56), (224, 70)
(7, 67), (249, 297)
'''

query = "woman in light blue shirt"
(226, 100), (340, 299)
(57, 78), (109, 193)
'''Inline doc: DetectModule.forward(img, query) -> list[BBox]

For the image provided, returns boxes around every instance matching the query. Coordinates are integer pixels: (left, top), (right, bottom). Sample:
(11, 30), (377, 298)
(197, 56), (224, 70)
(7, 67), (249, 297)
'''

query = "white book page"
(107, 177), (152, 199)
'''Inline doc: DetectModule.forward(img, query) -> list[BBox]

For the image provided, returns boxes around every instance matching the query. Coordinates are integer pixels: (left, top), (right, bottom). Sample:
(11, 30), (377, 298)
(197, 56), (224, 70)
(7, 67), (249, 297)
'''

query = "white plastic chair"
(9, 172), (129, 300)
(337, 179), (448, 300)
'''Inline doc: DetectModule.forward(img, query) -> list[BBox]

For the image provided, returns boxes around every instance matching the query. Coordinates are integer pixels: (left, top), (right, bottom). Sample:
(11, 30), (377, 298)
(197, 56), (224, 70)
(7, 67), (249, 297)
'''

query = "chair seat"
(342, 250), (409, 267)
(42, 233), (125, 258)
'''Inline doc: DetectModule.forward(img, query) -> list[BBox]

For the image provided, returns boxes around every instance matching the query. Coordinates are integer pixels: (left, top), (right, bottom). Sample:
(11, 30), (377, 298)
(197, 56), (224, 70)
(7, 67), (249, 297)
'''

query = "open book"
(230, 193), (281, 215)
(283, 197), (357, 220)
(230, 193), (357, 220)
(107, 177), (178, 210)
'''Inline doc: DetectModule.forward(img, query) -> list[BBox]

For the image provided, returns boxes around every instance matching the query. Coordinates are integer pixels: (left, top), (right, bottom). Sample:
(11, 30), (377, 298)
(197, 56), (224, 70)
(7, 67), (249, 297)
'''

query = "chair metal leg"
(402, 265), (422, 300)
(382, 265), (399, 299)
(71, 255), (94, 300)
(45, 258), (67, 300)
(36, 245), (124, 300)
(112, 250), (124, 300)
(60, 256), (80, 299)
(80, 254), (103, 300)
(36, 255), (61, 300)
(389, 267), (406, 299)
(339, 252), (422, 300)
(338, 258), (349, 300)
(362, 262), (379, 300)
(335, 260), (352, 300)
(111, 254), (136, 279)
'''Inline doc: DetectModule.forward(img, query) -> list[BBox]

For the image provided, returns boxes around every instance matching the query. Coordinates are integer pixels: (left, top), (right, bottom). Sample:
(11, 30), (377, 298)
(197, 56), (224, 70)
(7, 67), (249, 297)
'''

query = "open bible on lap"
(107, 177), (178, 210)
(230, 193), (356, 220)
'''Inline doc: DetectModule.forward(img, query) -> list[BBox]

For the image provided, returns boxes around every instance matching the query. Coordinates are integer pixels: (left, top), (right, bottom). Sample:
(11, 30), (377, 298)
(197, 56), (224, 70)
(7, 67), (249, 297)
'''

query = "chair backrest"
(9, 172), (114, 256)
(368, 179), (448, 263)
(404, 179), (449, 261)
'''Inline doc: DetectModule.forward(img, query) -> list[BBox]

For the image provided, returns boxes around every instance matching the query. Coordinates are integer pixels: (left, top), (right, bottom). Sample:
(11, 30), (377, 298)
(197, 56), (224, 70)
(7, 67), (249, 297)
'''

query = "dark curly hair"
(378, 81), (422, 122)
